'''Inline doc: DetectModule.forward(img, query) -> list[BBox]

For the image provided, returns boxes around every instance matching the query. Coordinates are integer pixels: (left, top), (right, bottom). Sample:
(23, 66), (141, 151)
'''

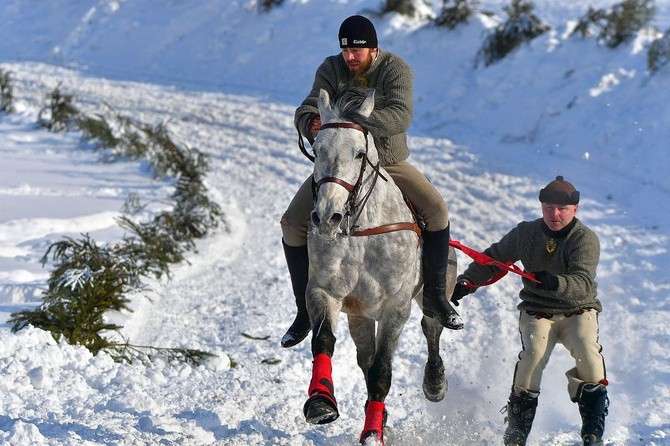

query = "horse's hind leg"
(421, 315), (447, 402)
(348, 315), (376, 382)
(349, 315), (389, 444)
(358, 306), (409, 444)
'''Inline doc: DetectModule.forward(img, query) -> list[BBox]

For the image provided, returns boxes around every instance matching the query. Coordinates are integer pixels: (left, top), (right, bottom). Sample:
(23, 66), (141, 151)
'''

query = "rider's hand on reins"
(309, 115), (322, 137)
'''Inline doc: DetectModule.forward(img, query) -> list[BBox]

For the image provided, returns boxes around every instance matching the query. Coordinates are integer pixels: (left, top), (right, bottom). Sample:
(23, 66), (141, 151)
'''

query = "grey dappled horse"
(303, 87), (458, 444)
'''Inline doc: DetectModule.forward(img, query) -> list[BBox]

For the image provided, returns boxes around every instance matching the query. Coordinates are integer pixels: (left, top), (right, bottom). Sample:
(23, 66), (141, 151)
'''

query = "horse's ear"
(359, 89), (375, 118)
(317, 89), (334, 121)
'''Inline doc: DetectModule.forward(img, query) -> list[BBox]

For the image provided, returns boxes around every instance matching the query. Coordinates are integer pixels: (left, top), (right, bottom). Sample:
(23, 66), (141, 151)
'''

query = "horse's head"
(310, 87), (379, 239)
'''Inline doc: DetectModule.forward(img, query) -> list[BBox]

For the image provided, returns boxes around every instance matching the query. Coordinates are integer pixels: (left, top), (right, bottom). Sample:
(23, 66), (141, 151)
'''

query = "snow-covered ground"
(1, 1), (669, 444)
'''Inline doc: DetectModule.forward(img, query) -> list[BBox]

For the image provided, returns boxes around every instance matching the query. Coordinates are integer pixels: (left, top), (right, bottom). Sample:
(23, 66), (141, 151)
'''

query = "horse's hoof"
(423, 358), (447, 402)
(304, 394), (339, 425)
(360, 430), (384, 445)
(360, 400), (387, 445)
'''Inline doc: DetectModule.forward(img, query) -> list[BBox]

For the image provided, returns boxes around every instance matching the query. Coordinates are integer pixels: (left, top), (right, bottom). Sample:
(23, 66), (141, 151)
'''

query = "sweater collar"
(541, 218), (578, 239)
(365, 49), (381, 75)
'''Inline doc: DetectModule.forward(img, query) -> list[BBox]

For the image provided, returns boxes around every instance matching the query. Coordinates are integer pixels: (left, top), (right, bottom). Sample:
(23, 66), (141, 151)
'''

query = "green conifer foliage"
(648, 29), (670, 73)
(435, 0), (478, 29)
(381, 0), (417, 17)
(258, 0), (284, 13)
(0, 68), (14, 113)
(476, 0), (550, 67)
(571, 0), (656, 48)
(10, 85), (225, 365)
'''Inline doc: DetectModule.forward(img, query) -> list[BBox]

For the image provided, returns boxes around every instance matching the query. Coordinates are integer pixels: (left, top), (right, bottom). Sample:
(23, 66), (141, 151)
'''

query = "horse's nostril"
(311, 211), (321, 227)
(330, 213), (343, 225)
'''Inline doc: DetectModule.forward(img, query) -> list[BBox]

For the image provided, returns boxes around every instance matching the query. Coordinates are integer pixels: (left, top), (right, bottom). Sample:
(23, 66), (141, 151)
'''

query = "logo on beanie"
(341, 38), (348, 46)
(353, 39), (367, 45)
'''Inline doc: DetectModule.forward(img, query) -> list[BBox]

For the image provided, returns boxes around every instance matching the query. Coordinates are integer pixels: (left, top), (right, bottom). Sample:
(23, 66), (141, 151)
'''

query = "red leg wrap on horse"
(360, 400), (386, 444)
(308, 353), (336, 404)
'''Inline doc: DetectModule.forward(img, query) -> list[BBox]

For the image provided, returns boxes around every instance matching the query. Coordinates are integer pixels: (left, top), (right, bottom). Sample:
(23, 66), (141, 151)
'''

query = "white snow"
(1, 0), (669, 445)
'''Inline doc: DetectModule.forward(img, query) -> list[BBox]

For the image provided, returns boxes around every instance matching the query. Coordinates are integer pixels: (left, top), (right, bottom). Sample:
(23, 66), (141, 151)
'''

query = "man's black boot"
(503, 390), (539, 446)
(281, 241), (311, 348)
(578, 383), (609, 446)
(422, 225), (464, 330)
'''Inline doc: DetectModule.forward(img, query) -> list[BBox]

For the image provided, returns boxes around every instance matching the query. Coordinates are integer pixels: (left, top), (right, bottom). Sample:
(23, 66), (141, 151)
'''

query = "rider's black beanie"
(339, 15), (378, 48)
(539, 176), (580, 205)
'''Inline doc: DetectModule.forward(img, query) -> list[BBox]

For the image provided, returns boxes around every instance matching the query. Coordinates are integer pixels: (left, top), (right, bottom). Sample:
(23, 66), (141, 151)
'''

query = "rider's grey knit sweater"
(294, 49), (413, 167)
(459, 218), (602, 314)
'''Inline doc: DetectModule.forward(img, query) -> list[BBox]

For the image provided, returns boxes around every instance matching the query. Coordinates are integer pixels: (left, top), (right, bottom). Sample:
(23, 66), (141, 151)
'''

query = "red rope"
(449, 240), (540, 286)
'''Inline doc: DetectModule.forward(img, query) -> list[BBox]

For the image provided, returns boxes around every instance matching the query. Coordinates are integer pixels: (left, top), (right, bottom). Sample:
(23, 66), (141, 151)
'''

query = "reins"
(298, 129), (315, 162)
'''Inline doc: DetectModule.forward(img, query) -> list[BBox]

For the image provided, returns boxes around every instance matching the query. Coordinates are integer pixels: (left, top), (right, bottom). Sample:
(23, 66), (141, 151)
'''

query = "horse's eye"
(355, 151), (365, 159)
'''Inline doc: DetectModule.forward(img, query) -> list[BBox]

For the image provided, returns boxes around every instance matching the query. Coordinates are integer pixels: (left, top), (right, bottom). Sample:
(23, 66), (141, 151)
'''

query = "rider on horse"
(280, 14), (459, 348)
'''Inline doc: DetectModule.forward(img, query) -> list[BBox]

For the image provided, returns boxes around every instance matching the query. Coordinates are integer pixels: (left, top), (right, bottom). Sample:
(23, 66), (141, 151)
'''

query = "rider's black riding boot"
(422, 225), (464, 330)
(577, 383), (609, 445)
(281, 240), (311, 348)
(503, 389), (539, 446)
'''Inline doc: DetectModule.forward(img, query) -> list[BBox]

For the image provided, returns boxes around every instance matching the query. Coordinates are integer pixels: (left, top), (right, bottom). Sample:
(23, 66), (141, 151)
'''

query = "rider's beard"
(348, 52), (374, 76)
(349, 52), (374, 87)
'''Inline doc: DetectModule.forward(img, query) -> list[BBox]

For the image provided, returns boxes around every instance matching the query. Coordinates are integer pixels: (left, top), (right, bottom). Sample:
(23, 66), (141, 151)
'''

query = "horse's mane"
(332, 86), (372, 123)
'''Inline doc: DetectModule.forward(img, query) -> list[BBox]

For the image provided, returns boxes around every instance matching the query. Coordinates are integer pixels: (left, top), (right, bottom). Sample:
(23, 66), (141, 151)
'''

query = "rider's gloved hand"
(308, 115), (322, 137)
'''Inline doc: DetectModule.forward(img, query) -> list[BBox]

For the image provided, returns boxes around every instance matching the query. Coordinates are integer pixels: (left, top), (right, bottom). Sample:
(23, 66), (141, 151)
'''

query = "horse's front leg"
(304, 287), (340, 425)
(421, 315), (447, 402)
(359, 301), (411, 445)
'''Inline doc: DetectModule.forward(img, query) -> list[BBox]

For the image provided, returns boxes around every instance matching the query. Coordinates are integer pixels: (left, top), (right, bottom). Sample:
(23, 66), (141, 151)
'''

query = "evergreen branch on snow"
(10, 86), (225, 366)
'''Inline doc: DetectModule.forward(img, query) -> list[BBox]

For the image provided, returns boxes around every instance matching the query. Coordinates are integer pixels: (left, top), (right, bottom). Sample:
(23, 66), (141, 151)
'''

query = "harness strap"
(320, 122), (365, 132)
(298, 130), (315, 163)
(299, 123), (365, 163)
(316, 176), (356, 192)
(448, 240), (540, 286)
(464, 269), (509, 288)
(351, 222), (422, 237)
